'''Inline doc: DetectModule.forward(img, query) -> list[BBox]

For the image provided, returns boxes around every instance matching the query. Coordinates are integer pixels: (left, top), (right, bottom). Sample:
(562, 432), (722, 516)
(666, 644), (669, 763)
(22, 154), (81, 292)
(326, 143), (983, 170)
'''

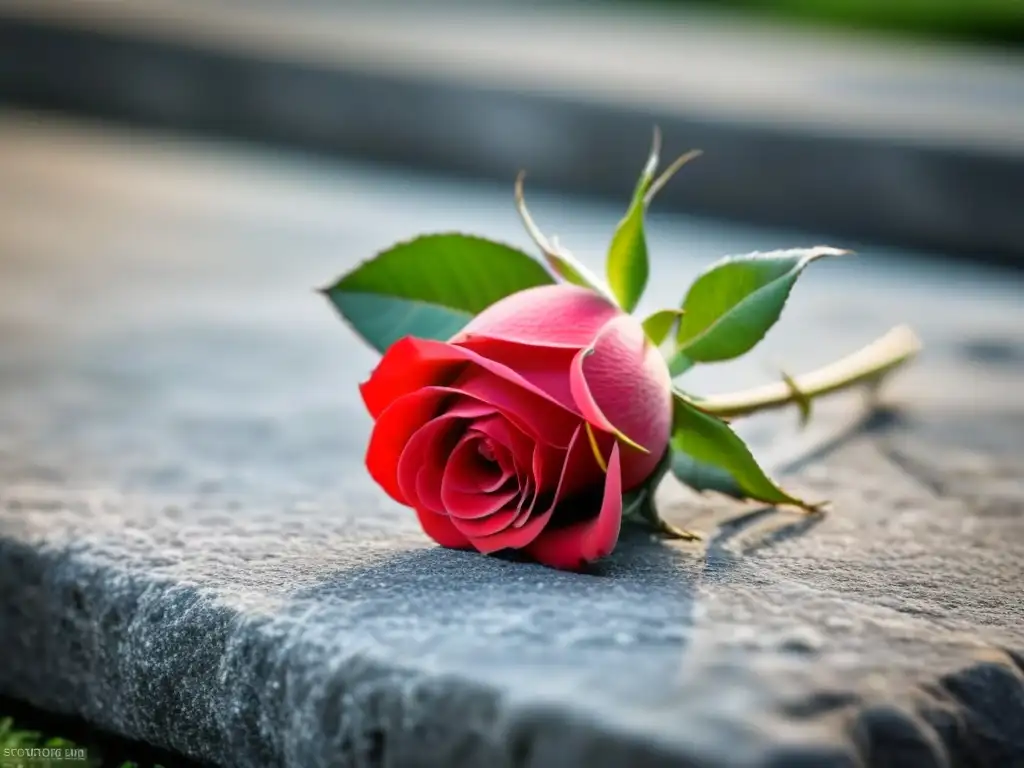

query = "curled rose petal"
(382, 396), (495, 509)
(361, 336), (580, 423)
(360, 337), (463, 419)
(470, 415), (535, 474)
(526, 442), (623, 571)
(366, 388), (451, 504)
(470, 424), (592, 554)
(397, 415), (458, 512)
(511, 476), (535, 528)
(449, 505), (520, 539)
(414, 506), (472, 550)
(568, 315), (672, 490)
(441, 436), (518, 520)
(441, 427), (515, 494)
(415, 463), (447, 515)
(455, 368), (578, 448)
(454, 339), (578, 414)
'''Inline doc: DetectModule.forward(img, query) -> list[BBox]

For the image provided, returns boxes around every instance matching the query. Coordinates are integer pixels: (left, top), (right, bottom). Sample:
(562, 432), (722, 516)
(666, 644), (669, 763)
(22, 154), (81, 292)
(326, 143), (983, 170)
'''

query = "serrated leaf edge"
(676, 246), (849, 356)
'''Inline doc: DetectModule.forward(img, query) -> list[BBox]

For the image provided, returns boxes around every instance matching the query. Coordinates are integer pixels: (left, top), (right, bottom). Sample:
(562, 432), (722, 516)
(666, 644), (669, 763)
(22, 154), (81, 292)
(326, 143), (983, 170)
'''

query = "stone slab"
(1, 112), (1023, 767)
(0, 0), (1023, 264)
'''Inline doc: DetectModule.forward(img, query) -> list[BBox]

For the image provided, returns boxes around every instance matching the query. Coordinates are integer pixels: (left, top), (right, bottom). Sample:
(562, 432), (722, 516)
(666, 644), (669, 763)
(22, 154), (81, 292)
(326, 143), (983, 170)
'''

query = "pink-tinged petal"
(470, 423), (590, 554)
(470, 415), (535, 473)
(388, 397), (495, 509)
(568, 315), (672, 490)
(451, 283), (622, 349)
(526, 443), (624, 571)
(396, 415), (459, 510)
(443, 432), (497, 488)
(511, 425), (603, 530)
(478, 462), (514, 493)
(454, 339), (578, 413)
(512, 476), (535, 527)
(569, 347), (634, 442)
(443, 434), (514, 494)
(414, 506), (472, 549)
(528, 441), (561, 497)
(450, 505), (519, 539)
(445, 400), (499, 420)
(441, 437), (519, 519)
(361, 336), (579, 423)
(455, 369), (578, 448)
(446, 489), (519, 523)
(366, 388), (450, 504)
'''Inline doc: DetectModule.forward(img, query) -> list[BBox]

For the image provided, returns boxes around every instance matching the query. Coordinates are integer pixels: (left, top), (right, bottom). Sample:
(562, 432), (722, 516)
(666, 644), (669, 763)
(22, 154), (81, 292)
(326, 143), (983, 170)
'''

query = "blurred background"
(1, 0), (1022, 266)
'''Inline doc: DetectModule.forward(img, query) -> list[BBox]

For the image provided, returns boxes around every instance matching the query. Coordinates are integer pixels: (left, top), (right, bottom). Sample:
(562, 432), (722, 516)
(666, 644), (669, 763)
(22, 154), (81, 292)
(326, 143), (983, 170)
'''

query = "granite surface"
(1, 112), (1023, 767)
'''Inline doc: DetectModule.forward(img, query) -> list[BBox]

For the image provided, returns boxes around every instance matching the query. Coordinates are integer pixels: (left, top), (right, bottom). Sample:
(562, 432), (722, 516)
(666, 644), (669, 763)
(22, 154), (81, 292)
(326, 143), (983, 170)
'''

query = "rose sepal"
(622, 446), (701, 541)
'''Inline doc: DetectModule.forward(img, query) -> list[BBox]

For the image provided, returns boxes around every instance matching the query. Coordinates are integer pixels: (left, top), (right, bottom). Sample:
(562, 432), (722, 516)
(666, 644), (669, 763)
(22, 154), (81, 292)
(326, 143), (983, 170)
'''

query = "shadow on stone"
(776, 404), (908, 478)
(959, 337), (1024, 367)
(702, 505), (825, 575)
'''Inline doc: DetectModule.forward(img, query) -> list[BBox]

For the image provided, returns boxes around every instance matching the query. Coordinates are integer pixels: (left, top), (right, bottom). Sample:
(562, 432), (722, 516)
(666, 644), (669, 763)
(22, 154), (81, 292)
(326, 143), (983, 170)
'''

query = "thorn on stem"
(780, 369), (813, 428)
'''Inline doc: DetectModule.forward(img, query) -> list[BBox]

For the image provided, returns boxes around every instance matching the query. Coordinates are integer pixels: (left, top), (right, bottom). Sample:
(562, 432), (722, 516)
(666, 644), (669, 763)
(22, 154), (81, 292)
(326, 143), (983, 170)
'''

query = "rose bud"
(359, 283), (672, 571)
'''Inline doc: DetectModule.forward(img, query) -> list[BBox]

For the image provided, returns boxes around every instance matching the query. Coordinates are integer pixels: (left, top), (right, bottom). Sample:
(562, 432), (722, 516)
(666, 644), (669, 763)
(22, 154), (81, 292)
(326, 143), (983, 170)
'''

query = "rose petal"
(478, 462), (515, 493)
(449, 505), (520, 539)
(443, 435), (514, 494)
(526, 443), (623, 571)
(360, 336), (579, 423)
(366, 388), (450, 504)
(441, 436), (519, 519)
(415, 463), (447, 515)
(414, 506), (472, 549)
(376, 393), (494, 508)
(446, 400), (499, 420)
(470, 414), (535, 473)
(456, 369), (578, 448)
(568, 314), (672, 490)
(512, 424), (601, 529)
(469, 423), (590, 554)
(451, 284), (621, 349)
(454, 339), (577, 413)
(512, 476), (535, 527)
(360, 337), (464, 419)
(396, 415), (459, 510)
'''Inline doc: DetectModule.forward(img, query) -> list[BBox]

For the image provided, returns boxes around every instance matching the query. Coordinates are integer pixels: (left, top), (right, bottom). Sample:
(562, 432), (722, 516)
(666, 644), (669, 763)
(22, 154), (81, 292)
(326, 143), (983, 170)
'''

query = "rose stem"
(696, 325), (922, 420)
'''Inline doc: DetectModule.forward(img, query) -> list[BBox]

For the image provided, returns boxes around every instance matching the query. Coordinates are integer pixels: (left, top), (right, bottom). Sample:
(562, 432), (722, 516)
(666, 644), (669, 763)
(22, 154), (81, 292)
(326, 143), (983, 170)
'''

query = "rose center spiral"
(477, 440), (497, 463)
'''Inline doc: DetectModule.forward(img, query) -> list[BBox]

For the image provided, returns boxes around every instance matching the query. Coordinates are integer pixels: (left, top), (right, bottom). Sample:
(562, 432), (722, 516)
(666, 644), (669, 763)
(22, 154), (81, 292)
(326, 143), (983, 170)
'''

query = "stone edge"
(4, 536), (1024, 767)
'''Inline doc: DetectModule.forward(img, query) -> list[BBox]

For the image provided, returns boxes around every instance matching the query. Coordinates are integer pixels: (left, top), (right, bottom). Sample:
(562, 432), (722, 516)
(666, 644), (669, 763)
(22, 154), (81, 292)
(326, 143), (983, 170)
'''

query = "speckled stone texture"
(1, 112), (1023, 768)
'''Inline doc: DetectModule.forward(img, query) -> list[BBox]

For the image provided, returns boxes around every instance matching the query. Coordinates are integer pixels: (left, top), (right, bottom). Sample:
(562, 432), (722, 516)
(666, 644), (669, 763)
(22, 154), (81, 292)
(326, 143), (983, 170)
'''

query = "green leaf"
(322, 233), (554, 353)
(514, 172), (615, 303)
(622, 446), (702, 540)
(675, 247), (848, 363)
(641, 308), (686, 346)
(622, 445), (673, 520)
(670, 450), (747, 499)
(606, 131), (660, 312)
(670, 394), (816, 509)
(667, 351), (694, 377)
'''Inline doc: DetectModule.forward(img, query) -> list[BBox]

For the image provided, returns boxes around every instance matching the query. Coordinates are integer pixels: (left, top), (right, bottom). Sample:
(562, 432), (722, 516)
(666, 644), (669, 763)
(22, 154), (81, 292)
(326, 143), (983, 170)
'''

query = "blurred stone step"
(0, 0), (1023, 264)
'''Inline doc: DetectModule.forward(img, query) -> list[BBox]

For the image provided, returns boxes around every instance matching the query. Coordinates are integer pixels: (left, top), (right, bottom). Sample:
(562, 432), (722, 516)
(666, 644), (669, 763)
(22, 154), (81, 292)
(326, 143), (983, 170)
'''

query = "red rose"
(360, 284), (672, 570)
